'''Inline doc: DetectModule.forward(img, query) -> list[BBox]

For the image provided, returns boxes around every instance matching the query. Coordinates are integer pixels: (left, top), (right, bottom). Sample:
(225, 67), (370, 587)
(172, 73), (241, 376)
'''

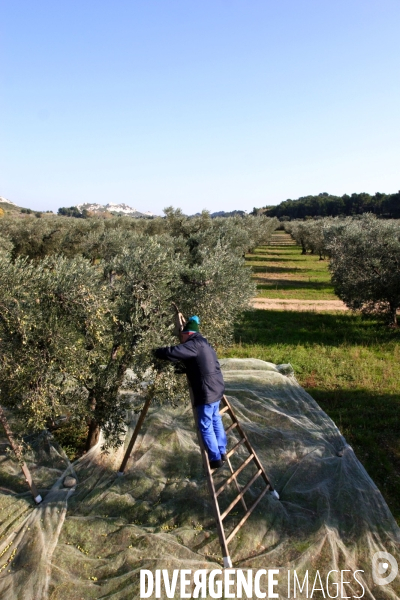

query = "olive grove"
(283, 214), (400, 325)
(0, 211), (277, 452)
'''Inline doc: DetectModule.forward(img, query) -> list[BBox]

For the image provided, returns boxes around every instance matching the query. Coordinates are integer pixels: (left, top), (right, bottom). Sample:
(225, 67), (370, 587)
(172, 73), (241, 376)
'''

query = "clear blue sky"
(1, 1), (399, 215)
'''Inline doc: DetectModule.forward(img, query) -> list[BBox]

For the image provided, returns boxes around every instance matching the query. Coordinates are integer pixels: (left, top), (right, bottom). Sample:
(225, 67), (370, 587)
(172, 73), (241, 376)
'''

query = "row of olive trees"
(325, 215), (400, 327)
(0, 210), (278, 262)
(283, 215), (400, 326)
(283, 219), (332, 259)
(0, 214), (261, 451)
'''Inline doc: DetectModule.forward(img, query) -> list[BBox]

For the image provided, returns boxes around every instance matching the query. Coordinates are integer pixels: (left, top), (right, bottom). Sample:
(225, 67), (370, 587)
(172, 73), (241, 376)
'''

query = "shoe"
(209, 459), (223, 469)
(221, 453), (228, 462)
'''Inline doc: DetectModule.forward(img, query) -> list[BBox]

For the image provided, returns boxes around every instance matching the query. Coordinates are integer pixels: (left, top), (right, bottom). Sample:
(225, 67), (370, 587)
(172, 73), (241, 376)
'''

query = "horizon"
(1, 190), (399, 218)
(1, 1), (399, 215)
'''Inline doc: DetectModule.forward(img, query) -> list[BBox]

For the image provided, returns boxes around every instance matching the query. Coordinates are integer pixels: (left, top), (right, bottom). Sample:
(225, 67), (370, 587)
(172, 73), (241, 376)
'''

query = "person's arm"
(154, 339), (198, 362)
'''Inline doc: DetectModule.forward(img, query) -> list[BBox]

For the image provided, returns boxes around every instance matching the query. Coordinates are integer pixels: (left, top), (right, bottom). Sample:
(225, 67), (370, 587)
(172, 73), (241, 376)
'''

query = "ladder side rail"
(118, 395), (152, 474)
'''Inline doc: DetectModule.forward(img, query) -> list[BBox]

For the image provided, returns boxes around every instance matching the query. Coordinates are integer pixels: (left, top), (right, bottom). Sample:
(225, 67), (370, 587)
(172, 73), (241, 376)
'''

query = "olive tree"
(0, 247), (180, 451)
(85, 236), (182, 448)
(0, 253), (113, 443)
(302, 219), (333, 259)
(285, 218), (333, 259)
(288, 221), (309, 254)
(325, 214), (400, 326)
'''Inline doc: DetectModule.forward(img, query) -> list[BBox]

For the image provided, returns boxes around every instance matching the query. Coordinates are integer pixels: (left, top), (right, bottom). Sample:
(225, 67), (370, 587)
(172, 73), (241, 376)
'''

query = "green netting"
(0, 358), (399, 599)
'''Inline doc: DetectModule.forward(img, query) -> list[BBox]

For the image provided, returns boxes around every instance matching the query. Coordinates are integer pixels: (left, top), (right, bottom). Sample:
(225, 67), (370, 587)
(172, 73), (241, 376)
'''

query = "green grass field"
(223, 239), (400, 524)
(246, 242), (337, 300)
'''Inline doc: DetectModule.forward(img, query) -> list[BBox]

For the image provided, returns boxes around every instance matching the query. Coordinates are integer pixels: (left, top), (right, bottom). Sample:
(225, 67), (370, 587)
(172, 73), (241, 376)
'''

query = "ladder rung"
(219, 405), (230, 415)
(215, 454), (254, 497)
(226, 485), (270, 544)
(225, 422), (238, 435)
(220, 469), (262, 521)
(227, 438), (245, 458)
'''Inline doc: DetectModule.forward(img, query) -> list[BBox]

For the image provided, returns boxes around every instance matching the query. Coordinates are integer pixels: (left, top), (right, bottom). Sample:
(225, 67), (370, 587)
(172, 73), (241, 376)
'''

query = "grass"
(246, 243), (337, 300)
(222, 240), (400, 525)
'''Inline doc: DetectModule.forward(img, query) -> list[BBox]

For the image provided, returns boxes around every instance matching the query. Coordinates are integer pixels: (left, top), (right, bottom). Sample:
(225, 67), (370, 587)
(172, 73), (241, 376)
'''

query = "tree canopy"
(0, 211), (278, 451)
(255, 191), (400, 220)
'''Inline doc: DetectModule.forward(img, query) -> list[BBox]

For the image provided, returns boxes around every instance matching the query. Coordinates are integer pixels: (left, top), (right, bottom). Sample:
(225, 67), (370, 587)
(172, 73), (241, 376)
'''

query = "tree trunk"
(0, 405), (42, 503)
(85, 419), (100, 450)
(389, 304), (398, 327)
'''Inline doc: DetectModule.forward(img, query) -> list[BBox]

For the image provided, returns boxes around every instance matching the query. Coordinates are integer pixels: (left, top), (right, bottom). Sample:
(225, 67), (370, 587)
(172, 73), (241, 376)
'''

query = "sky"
(1, 1), (399, 215)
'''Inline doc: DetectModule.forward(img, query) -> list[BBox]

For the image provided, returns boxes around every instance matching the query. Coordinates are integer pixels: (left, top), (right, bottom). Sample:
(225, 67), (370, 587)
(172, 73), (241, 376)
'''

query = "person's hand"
(173, 362), (186, 374)
(152, 348), (161, 360)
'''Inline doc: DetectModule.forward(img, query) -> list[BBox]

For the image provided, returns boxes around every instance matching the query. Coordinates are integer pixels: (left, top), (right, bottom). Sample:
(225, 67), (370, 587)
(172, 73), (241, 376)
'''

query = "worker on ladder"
(154, 316), (227, 469)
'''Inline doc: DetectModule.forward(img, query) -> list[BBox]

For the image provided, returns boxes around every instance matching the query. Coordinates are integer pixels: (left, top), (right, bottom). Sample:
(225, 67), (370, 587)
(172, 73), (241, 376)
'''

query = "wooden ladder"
(188, 389), (279, 568)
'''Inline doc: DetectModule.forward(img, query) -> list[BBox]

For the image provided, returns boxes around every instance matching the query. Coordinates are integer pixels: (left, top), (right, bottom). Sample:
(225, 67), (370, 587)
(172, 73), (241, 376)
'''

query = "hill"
(75, 202), (156, 218)
(0, 196), (57, 218)
(0, 196), (21, 215)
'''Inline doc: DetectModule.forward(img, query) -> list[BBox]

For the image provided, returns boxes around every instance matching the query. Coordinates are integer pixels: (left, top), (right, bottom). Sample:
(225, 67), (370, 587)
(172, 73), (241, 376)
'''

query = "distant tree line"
(253, 191), (400, 219)
(57, 206), (248, 219)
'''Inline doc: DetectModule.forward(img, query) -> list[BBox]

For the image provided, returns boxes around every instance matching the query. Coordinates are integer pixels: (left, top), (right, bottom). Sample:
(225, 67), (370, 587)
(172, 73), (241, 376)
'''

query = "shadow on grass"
(307, 387), (400, 525)
(246, 255), (275, 262)
(252, 265), (310, 274)
(255, 281), (334, 291)
(234, 309), (400, 347)
(252, 256), (317, 263)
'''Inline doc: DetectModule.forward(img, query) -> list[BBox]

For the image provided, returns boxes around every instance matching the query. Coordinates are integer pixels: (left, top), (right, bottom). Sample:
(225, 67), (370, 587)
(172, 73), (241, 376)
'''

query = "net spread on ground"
(0, 358), (399, 599)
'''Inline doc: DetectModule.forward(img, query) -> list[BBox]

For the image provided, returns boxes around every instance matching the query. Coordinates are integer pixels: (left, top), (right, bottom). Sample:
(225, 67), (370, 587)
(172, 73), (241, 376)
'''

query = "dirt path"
(251, 298), (349, 311)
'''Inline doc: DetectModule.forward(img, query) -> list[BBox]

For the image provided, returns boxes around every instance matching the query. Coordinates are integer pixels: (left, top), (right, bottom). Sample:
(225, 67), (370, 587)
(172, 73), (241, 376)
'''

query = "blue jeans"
(196, 401), (227, 462)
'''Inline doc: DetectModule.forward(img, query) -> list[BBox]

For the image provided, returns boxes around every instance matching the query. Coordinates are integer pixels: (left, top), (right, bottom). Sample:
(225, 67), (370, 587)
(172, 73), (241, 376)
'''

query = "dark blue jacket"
(155, 333), (225, 407)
